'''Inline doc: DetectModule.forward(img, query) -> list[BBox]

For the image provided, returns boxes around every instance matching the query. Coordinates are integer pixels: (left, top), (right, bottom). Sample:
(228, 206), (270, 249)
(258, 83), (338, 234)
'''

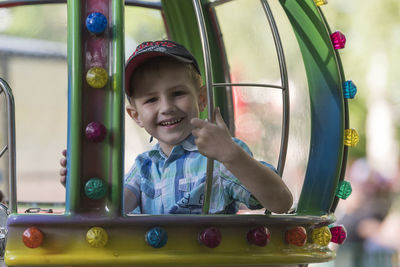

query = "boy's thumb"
(215, 107), (225, 127)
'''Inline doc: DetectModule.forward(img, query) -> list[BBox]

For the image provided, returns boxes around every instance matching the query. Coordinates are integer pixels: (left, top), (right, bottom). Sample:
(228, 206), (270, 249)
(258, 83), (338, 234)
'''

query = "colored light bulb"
(22, 226), (44, 248)
(199, 227), (222, 248)
(336, 180), (352, 199)
(247, 227), (270, 247)
(344, 129), (359, 147)
(85, 122), (107, 142)
(312, 226), (332, 246)
(86, 227), (108, 248)
(86, 67), (108, 88)
(343, 80), (357, 99)
(314, 0), (328, 6)
(285, 226), (307, 246)
(86, 12), (107, 34)
(85, 178), (107, 200)
(330, 31), (346, 50)
(145, 227), (168, 248)
(329, 225), (347, 244)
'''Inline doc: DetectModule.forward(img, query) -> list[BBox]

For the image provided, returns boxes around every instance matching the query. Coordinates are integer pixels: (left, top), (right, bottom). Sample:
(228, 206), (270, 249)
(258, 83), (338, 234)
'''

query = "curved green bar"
(161, 0), (229, 121)
(279, 0), (344, 215)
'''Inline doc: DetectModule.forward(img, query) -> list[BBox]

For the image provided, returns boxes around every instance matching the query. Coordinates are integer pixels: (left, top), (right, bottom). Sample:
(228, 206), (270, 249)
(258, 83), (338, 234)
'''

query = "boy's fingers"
(62, 149), (67, 156)
(59, 168), (67, 176)
(60, 158), (67, 167)
(60, 176), (66, 187)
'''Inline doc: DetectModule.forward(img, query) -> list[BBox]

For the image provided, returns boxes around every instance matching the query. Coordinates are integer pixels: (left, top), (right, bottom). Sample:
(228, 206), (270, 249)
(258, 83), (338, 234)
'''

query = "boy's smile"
(127, 64), (206, 156)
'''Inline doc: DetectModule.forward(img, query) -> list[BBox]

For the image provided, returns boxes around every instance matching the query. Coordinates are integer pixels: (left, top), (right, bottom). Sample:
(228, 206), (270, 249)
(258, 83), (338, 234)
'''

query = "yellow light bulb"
(312, 226), (332, 246)
(314, 0), (328, 6)
(344, 129), (359, 147)
(86, 67), (108, 88)
(86, 227), (108, 248)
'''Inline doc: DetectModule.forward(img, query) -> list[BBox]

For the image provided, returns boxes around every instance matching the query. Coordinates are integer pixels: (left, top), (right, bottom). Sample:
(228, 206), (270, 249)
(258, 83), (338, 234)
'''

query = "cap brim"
(125, 52), (194, 97)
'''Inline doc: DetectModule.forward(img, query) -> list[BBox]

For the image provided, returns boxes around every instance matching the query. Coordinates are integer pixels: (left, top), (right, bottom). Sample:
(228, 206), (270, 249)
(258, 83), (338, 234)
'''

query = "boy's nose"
(159, 97), (175, 114)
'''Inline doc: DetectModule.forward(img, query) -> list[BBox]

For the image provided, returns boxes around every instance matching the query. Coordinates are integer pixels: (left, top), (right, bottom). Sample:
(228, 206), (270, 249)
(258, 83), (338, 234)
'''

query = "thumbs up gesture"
(191, 107), (239, 164)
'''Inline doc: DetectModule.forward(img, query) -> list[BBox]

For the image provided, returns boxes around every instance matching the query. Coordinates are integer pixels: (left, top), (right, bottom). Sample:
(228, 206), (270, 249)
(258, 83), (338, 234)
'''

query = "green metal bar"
(111, 0), (125, 216)
(66, 0), (82, 214)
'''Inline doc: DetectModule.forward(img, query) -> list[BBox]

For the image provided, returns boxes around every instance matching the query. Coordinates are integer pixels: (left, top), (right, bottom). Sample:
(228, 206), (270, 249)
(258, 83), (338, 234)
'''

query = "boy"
(61, 40), (293, 214)
(122, 40), (292, 214)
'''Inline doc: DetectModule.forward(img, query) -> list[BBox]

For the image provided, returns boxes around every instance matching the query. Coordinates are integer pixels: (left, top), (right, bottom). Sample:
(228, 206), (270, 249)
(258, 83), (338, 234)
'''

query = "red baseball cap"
(125, 40), (201, 97)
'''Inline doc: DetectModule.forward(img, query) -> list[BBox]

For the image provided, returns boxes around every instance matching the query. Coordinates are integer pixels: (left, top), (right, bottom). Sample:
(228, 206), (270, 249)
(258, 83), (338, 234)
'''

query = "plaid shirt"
(124, 135), (276, 214)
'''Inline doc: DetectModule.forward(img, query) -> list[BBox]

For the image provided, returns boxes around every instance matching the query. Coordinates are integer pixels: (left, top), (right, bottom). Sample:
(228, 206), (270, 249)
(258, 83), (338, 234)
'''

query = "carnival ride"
(0, 0), (358, 266)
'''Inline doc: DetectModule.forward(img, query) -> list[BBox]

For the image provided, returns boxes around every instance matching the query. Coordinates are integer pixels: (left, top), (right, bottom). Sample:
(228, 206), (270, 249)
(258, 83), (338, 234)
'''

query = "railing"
(0, 78), (17, 213)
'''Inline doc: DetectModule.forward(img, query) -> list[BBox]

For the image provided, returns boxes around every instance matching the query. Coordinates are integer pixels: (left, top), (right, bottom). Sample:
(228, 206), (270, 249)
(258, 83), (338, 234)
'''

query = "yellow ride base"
(5, 214), (336, 266)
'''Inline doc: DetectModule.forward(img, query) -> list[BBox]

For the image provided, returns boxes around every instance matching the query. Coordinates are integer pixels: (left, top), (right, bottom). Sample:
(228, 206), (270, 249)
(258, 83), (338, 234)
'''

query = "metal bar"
(0, 78), (17, 213)
(261, 0), (289, 176)
(192, 0), (215, 215)
(213, 82), (285, 90)
(0, 0), (162, 8)
(209, 0), (234, 8)
(0, 146), (7, 158)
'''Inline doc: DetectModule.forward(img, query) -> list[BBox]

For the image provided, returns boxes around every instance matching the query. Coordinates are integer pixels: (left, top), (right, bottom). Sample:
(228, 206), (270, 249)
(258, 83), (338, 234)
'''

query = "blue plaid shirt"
(124, 135), (276, 214)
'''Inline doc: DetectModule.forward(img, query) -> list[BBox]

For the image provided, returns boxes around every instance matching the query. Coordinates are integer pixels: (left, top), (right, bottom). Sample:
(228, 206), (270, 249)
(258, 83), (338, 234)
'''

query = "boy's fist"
(59, 149), (67, 187)
(191, 108), (239, 164)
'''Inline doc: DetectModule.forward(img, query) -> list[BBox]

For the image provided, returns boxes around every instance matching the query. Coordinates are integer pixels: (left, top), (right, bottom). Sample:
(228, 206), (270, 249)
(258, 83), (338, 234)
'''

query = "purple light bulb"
(85, 122), (106, 142)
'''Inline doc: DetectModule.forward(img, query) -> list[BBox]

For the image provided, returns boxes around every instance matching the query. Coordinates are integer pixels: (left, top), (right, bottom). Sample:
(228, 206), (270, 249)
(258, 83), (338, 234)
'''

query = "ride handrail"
(0, 78), (17, 213)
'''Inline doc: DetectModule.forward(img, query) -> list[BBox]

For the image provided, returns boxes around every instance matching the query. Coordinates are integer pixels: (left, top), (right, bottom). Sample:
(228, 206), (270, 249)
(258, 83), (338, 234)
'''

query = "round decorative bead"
(285, 226), (307, 246)
(343, 80), (357, 99)
(86, 12), (107, 34)
(314, 0), (328, 6)
(330, 31), (346, 50)
(145, 227), (168, 248)
(247, 227), (270, 247)
(86, 67), (108, 88)
(329, 225), (347, 244)
(199, 227), (222, 248)
(311, 226), (332, 246)
(22, 226), (44, 248)
(85, 178), (107, 200)
(86, 227), (108, 248)
(344, 128), (359, 147)
(336, 180), (352, 199)
(85, 122), (107, 142)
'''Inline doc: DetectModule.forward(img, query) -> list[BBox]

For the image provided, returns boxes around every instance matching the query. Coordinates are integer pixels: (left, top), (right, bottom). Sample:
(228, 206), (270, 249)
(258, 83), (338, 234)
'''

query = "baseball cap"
(125, 40), (201, 97)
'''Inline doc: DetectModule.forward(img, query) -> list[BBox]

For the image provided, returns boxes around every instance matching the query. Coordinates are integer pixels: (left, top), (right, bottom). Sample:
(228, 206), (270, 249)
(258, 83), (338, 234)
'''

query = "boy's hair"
(125, 40), (201, 99)
(129, 56), (202, 99)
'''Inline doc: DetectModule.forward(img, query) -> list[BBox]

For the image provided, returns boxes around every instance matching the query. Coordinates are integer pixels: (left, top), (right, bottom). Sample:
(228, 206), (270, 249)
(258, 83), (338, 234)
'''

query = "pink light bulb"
(330, 31), (346, 50)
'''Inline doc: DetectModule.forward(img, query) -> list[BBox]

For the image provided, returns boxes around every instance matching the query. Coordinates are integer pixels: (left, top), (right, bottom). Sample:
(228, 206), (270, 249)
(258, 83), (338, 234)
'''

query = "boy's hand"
(191, 108), (239, 164)
(59, 149), (67, 187)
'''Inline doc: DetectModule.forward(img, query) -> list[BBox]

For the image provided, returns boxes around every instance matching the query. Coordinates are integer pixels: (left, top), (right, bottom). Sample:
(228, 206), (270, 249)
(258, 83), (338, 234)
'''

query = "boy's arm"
(123, 188), (138, 214)
(191, 108), (293, 214)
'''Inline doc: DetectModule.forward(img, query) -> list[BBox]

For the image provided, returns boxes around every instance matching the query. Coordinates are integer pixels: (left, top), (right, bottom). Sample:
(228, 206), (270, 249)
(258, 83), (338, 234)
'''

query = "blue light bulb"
(145, 227), (168, 248)
(86, 12), (107, 34)
(343, 80), (357, 99)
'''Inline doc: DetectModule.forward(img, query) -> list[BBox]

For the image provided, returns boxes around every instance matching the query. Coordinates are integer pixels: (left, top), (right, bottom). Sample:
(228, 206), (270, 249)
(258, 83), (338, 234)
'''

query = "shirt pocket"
(140, 179), (161, 199)
(178, 176), (201, 192)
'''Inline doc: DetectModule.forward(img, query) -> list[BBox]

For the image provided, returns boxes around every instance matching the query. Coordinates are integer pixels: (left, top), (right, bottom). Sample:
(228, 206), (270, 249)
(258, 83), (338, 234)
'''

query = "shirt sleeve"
(220, 138), (278, 210)
(124, 163), (141, 212)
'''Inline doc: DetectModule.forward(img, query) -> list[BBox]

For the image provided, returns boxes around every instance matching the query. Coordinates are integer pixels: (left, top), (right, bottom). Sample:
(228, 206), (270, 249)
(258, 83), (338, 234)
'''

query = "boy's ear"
(198, 85), (207, 112)
(126, 105), (144, 127)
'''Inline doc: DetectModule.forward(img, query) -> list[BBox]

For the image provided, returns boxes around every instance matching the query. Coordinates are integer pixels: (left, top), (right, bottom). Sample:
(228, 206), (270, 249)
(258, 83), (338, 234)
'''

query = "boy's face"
(126, 65), (206, 155)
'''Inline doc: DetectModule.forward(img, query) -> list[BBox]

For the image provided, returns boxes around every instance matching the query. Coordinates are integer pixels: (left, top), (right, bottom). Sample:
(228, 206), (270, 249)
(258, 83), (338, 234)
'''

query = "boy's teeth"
(160, 118), (182, 126)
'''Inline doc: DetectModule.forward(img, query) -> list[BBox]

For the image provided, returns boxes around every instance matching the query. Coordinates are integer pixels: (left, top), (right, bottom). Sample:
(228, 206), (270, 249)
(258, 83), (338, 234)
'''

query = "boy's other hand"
(59, 149), (67, 187)
(191, 108), (239, 163)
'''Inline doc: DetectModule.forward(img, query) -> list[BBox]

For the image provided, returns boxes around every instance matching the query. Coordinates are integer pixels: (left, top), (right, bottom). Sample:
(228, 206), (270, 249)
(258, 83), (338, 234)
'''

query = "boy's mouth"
(159, 118), (184, 127)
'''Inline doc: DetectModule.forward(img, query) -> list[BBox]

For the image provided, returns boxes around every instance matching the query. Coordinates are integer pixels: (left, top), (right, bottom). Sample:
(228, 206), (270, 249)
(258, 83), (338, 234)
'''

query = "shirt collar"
(148, 135), (198, 159)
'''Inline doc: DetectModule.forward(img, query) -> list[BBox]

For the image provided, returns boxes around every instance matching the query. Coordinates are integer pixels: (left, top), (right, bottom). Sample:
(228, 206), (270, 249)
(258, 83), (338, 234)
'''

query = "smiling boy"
(122, 40), (293, 214)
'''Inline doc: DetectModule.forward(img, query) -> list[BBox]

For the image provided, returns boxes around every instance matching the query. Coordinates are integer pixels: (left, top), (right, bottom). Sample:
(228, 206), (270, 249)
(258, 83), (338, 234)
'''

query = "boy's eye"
(173, 91), (186, 97)
(144, 97), (157, 104)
